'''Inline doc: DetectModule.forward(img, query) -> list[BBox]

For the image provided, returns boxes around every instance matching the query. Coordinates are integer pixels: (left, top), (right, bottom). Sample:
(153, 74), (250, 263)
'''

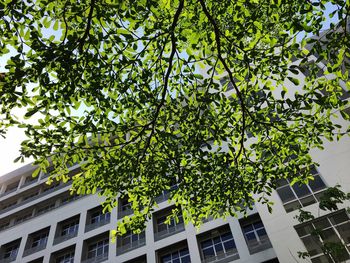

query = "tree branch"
(141, 0), (185, 161)
(78, 0), (96, 52)
(198, 0), (246, 162)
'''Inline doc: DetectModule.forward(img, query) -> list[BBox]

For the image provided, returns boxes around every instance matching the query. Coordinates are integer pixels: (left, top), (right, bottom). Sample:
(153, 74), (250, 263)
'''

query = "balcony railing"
(0, 183), (70, 216)
(0, 194), (84, 233)
(20, 178), (38, 188)
(81, 253), (108, 263)
(246, 237), (272, 254)
(53, 230), (78, 245)
(0, 188), (17, 198)
(23, 243), (47, 257)
(85, 218), (110, 232)
(116, 238), (146, 255)
(202, 250), (239, 263)
(154, 223), (185, 241)
(0, 255), (18, 263)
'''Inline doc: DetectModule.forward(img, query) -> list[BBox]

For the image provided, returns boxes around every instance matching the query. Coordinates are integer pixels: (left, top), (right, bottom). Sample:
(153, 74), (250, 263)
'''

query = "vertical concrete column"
(145, 218), (157, 262)
(74, 210), (88, 262)
(18, 175), (26, 189)
(228, 219), (250, 260)
(0, 184), (6, 195)
(44, 224), (58, 262)
(184, 223), (202, 263)
(109, 207), (118, 259)
(16, 235), (28, 261)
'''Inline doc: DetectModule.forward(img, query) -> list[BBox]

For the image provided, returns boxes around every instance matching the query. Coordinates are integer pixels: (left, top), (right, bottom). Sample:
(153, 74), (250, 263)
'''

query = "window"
(56, 251), (74, 263)
(91, 210), (110, 224)
(54, 217), (80, 245)
(276, 167), (326, 212)
(161, 248), (191, 263)
(199, 231), (238, 262)
(85, 207), (111, 232)
(24, 228), (50, 256)
(2, 240), (20, 261)
(154, 210), (185, 240)
(118, 197), (132, 218)
(157, 214), (184, 233)
(240, 214), (272, 254)
(61, 220), (79, 236)
(295, 210), (350, 263)
(116, 231), (146, 255)
(87, 238), (109, 260)
(31, 232), (49, 248)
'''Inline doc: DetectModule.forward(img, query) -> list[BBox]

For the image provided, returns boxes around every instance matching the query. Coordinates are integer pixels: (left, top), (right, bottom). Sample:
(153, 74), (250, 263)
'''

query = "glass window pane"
(223, 240), (236, 250)
(213, 237), (221, 244)
(300, 195), (316, 207)
(181, 255), (191, 263)
(172, 251), (179, 259)
(313, 218), (331, 229)
(179, 248), (189, 256)
(311, 255), (333, 263)
(203, 247), (215, 258)
(309, 175), (326, 192)
(284, 200), (301, 212)
(161, 255), (171, 262)
(245, 232), (256, 241)
(254, 221), (264, 229)
(277, 186), (296, 203)
(201, 240), (213, 249)
(221, 232), (233, 241)
(301, 235), (323, 256)
(292, 183), (311, 198)
(295, 223), (314, 237)
(321, 228), (341, 243)
(257, 228), (267, 238)
(276, 179), (288, 187)
(330, 212), (350, 225)
(214, 243), (223, 253)
(173, 259), (180, 263)
(336, 222), (350, 244)
(243, 225), (254, 232)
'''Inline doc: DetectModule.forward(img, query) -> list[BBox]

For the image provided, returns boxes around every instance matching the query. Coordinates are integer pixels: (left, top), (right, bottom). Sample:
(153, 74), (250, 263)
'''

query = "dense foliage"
(0, 0), (349, 233)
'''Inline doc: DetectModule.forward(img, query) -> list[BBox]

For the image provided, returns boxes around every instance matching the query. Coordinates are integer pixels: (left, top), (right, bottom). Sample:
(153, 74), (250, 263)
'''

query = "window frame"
(295, 210), (350, 262)
(199, 231), (238, 262)
(87, 238), (109, 259)
(161, 247), (191, 263)
(275, 168), (327, 212)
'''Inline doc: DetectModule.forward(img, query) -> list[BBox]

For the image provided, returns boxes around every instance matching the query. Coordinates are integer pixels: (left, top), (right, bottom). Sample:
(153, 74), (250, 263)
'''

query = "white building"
(0, 120), (349, 263)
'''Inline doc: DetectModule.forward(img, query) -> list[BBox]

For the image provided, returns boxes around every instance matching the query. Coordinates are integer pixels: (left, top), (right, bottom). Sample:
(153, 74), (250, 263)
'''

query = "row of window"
(0, 212), (272, 263)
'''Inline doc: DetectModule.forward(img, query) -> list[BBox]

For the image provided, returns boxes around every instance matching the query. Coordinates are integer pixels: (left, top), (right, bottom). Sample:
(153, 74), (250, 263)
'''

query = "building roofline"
(0, 163), (36, 183)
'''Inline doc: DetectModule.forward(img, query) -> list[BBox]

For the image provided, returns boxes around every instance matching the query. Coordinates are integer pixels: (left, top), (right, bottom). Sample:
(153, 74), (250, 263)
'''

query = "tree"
(0, 0), (349, 234)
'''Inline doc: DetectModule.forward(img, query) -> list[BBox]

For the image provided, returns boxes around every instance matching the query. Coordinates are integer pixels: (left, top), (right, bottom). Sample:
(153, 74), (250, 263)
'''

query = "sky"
(0, 3), (341, 176)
